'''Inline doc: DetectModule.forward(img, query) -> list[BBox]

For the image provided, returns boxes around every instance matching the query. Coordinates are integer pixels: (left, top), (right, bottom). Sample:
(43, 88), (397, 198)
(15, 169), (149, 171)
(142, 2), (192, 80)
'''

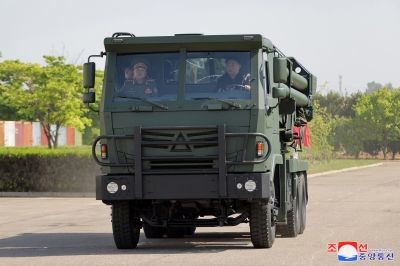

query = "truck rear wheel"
(298, 173), (307, 234)
(165, 213), (185, 238)
(143, 223), (165, 238)
(278, 187), (300, 237)
(250, 201), (276, 248)
(111, 201), (140, 249)
(186, 227), (196, 235)
(166, 227), (185, 238)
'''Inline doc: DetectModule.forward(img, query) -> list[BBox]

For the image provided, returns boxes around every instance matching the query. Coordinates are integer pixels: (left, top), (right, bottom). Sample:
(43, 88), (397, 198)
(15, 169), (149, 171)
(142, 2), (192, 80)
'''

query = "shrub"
(0, 146), (100, 192)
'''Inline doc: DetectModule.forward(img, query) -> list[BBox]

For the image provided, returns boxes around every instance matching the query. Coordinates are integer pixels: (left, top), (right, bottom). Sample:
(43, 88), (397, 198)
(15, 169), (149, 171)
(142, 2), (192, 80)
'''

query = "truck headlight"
(245, 180), (256, 192)
(107, 182), (118, 193)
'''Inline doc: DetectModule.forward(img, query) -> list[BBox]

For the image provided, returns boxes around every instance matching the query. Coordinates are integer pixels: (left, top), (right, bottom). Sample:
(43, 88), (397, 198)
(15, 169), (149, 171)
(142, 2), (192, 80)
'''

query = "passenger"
(216, 56), (250, 92)
(115, 66), (133, 91)
(123, 66), (133, 85)
(125, 67), (133, 80)
(118, 58), (158, 97)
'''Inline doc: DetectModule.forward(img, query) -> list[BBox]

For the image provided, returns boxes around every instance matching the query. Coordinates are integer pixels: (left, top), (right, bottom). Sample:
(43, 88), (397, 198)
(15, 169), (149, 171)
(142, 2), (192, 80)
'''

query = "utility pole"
(339, 75), (342, 96)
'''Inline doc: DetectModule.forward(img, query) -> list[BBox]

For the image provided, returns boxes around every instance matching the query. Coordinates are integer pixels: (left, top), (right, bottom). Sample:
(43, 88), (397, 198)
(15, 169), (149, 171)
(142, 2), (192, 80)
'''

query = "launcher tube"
(285, 69), (308, 91)
(272, 85), (310, 107)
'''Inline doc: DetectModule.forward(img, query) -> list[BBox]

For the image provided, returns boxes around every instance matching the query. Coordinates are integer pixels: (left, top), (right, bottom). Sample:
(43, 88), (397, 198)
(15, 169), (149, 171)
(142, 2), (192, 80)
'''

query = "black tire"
(185, 227), (196, 235)
(166, 213), (185, 238)
(143, 223), (165, 238)
(278, 186), (300, 238)
(111, 201), (140, 249)
(250, 201), (276, 248)
(298, 173), (307, 234)
(166, 226), (185, 238)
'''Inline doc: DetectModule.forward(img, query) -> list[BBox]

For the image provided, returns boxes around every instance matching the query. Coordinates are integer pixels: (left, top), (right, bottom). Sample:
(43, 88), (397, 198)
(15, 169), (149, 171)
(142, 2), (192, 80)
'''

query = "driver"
(118, 58), (158, 97)
(216, 56), (250, 92)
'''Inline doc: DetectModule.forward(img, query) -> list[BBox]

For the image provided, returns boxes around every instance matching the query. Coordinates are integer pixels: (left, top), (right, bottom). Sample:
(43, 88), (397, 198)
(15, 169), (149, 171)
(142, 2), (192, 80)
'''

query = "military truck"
(82, 32), (316, 249)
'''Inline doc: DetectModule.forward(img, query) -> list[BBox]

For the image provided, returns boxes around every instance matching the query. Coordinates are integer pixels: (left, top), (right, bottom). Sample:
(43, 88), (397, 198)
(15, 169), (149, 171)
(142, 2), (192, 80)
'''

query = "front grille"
(186, 130), (217, 138)
(141, 129), (218, 171)
(142, 129), (218, 151)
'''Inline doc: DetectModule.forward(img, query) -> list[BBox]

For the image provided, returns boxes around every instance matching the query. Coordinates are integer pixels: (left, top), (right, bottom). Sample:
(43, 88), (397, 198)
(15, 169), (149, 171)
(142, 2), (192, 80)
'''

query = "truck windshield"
(112, 51), (251, 102)
(185, 52), (251, 100)
(113, 53), (179, 102)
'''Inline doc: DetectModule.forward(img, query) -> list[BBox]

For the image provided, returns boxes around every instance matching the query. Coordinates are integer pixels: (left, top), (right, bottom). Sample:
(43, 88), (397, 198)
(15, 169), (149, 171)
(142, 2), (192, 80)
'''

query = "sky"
(1, 0), (399, 94)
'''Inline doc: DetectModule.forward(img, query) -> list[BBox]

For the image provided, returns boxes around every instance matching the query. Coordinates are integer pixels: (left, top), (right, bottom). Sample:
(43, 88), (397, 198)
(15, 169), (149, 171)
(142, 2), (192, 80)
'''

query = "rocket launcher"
(272, 57), (316, 121)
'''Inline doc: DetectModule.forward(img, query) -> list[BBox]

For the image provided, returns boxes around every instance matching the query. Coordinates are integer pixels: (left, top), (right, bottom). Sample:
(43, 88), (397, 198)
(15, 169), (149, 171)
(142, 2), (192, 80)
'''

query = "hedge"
(0, 146), (100, 192)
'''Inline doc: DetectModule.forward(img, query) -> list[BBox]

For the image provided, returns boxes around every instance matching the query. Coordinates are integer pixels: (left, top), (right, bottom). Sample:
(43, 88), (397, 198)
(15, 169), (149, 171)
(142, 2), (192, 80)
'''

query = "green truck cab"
(83, 32), (316, 249)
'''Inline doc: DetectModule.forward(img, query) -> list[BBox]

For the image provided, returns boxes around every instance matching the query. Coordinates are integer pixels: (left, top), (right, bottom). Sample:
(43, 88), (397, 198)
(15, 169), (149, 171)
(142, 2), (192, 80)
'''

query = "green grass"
(308, 159), (381, 174)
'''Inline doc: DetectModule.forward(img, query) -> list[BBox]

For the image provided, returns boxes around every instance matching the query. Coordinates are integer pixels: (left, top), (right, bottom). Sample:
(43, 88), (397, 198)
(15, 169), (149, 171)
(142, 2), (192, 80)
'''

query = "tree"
(329, 116), (347, 153)
(340, 117), (364, 159)
(0, 59), (37, 121)
(306, 101), (333, 161)
(0, 84), (27, 121)
(365, 81), (382, 95)
(314, 90), (364, 119)
(384, 83), (394, 92)
(354, 88), (400, 160)
(0, 56), (92, 148)
(388, 138), (400, 160)
(363, 140), (381, 157)
(314, 91), (364, 156)
(314, 91), (344, 118)
(340, 91), (363, 118)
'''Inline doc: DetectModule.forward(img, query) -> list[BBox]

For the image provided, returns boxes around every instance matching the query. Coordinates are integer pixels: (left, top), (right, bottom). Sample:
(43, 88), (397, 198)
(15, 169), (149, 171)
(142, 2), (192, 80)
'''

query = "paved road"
(0, 162), (399, 266)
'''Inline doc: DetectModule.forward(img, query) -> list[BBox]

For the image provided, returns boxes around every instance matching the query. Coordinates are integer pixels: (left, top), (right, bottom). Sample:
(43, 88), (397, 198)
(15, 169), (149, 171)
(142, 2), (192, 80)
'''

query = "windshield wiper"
(191, 97), (241, 108)
(115, 94), (169, 110)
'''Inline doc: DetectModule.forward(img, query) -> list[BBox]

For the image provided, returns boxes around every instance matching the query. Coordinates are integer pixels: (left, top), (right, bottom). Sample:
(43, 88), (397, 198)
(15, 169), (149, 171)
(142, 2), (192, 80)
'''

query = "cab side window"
(263, 52), (270, 95)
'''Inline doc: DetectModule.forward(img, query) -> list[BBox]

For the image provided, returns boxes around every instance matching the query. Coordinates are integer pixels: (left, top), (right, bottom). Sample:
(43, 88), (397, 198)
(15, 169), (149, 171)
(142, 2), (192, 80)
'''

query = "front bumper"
(96, 172), (271, 200)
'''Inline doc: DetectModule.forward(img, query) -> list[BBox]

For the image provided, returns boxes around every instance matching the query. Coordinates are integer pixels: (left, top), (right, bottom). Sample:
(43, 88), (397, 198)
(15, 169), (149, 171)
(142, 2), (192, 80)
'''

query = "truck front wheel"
(250, 201), (276, 248)
(278, 186), (300, 237)
(111, 201), (140, 249)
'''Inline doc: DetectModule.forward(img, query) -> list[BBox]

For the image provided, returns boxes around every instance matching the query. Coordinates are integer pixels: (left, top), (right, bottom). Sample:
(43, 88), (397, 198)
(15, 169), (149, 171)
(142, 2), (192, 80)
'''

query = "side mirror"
(82, 92), (95, 104)
(273, 57), (288, 84)
(83, 62), (95, 88)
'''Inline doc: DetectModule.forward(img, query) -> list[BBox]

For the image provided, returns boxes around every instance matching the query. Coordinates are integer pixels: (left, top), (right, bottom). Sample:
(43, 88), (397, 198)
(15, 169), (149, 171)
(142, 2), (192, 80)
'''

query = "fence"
(0, 121), (82, 147)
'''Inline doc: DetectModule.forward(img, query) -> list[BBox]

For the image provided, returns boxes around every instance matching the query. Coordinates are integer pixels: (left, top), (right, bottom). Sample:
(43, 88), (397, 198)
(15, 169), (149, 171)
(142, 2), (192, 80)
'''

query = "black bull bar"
(92, 125), (271, 198)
